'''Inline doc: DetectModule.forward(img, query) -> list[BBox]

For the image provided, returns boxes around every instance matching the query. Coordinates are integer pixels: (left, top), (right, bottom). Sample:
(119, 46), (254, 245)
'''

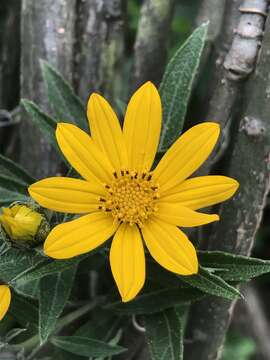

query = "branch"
(200, 0), (268, 175)
(185, 5), (270, 360)
(194, 0), (226, 63)
(74, 0), (126, 103)
(20, 0), (76, 177)
(131, 0), (175, 91)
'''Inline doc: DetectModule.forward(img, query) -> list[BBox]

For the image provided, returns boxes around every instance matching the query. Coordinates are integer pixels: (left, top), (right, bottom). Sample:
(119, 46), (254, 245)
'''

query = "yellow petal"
(160, 176), (239, 210)
(142, 218), (198, 275)
(0, 285), (11, 320)
(87, 93), (128, 171)
(29, 177), (104, 214)
(123, 82), (162, 172)
(153, 123), (220, 192)
(44, 212), (118, 259)
(155, 202), (219, 227)
(56, 123), (114, 184)
(110, 224), (145, 302)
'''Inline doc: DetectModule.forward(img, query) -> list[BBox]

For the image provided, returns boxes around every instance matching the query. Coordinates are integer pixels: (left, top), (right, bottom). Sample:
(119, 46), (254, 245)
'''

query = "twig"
(185, 5), (270, 359)
(131, 0), (175, 91)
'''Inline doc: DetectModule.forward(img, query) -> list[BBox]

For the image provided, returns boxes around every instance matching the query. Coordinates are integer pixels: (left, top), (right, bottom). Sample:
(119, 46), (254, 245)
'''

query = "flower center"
(99, 170), (159, 227)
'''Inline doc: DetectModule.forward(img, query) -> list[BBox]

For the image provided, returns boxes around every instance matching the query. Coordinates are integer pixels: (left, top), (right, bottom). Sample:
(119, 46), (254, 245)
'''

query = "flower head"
(0, 204), (43, 242)
(29, 82), (239, 302)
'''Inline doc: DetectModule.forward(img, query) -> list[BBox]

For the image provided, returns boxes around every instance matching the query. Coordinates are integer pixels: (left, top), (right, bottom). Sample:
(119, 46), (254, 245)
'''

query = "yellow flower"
(0, 285), (11, 320)
(0, 204), (43, 241)
(29, 82), (239, 302)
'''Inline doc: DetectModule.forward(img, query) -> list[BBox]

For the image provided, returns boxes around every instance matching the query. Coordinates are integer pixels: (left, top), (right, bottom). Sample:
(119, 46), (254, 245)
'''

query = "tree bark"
(74, 0), (126, 104)
(185, 6), (270, 360)
(199, 0), (268, 175)
(194, 0), (226, 63)
(20, 0), (76, 178)
(131, 0), (175, 91)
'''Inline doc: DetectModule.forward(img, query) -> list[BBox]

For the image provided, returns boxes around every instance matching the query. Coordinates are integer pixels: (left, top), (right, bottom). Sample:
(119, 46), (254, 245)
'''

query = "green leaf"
(9, 293), (39, 334)
(40, 60), (87, 130)
(198, 251), (270, 282)
(39, 265), (77, 344)
(0, 190), (28, 206)
(0, 154), (35, 185)
(0, 173), (29, 210)
(21, 99), (59, 153)
(145, 306), (185, 360)
(52, 310), (121, 360)
(15, 279), (40, 299)
(0, 248), (46, 285)
(51, 336), (126, 357)
(13, 256), (85, 285)
(0, 174), (28, 195)
(159, 23), (208, 151)
(75, 310), (120, 341)
(105, 285), (203, 315)
(179, 267), (242, 300)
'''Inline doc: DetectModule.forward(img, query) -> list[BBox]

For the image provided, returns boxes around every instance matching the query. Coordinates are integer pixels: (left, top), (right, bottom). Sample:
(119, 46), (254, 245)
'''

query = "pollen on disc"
(99, 170), (159, 227)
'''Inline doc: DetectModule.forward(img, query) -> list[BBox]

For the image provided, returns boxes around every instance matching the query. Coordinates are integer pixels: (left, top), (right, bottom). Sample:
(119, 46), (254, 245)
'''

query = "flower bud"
(0, 202), (50, 247)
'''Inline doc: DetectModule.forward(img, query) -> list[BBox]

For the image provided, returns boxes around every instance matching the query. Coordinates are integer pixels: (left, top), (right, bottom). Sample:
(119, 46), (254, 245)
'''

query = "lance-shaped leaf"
(13, 256), (85, 285)
(145, 306), (186, 360)
(198, 250), (270, 282)
(159, 23), (208, 151)
(40, 60), (87, 130)
(0, 154), (35, 185)
(0, 248), (46, 285)
(51, 336), (126, 357)
(9, 293), (39, 336)
(0, 174), (29, 208)
(39, 265), (77, 344)
(15, 279), (40, 299)
(105, 285), (203, 315)
(179, 266), (242, 300)
(21, 99), (58, 152)
(0, 175), (28, 195)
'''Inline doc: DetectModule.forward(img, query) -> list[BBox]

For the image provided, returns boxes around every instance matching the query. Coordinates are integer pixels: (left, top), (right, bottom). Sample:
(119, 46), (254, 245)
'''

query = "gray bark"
(20, 0), (76, 178)
(74, 0), (126, 104)
(131, 0), (175, 91)
(200, 0), (268, 175)
(194, 0), (226, 65)
(185, 7), (270, 360)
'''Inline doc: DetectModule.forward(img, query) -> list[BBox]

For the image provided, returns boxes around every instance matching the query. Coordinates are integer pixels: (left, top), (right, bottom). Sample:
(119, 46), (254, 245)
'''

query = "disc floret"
(99, 170), (159, 227)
